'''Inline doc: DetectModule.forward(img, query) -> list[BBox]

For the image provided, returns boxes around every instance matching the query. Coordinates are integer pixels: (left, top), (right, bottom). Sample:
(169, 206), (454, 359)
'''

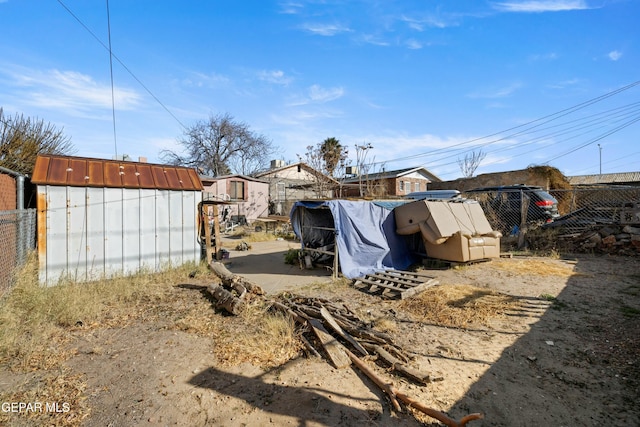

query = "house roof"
(200, 173), (268, 185)
(253, 162), (339, 184)
(31, 154), (203, 191)
(568, 172), (640, 186)
(342, 166), (441, 183)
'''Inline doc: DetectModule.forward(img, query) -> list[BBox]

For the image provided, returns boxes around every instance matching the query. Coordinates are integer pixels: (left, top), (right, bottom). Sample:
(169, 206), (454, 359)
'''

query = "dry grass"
(209, 300), (302, 368)
(400, 284), (521, 328)
(171, 294), (302, 368)
(0, 254), (211, 369)
(2, 370), (89, 427)
(488, 258), (579, 278)
(0, 253), (211, 427)
(372, 316), (398, 334)
(224, 227), (284, 242)
(1, 251), (306, 426)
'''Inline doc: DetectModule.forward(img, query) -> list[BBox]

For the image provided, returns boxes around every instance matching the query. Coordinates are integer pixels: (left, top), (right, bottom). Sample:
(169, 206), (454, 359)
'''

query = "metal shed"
(31, 155), (204, 285)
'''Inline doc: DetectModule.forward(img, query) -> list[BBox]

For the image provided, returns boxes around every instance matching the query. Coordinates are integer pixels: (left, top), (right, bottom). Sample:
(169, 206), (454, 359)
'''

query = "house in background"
(567, 172), (640, 187)
(31, 155), (203, 286)
(200, 173), (269, 224)
(0, 166), (36, 294)
(341, 166), (441, 198)
(253, 160), (338, 216)
(0, 168), (18, 211)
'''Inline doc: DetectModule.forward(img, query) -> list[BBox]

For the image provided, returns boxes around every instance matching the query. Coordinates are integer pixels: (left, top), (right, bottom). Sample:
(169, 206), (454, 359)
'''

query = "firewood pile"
(206, 261), (265, 315)
(206, 260), (484, 426)
(564, 224), (640, 255)
(270, 294), (483, 427)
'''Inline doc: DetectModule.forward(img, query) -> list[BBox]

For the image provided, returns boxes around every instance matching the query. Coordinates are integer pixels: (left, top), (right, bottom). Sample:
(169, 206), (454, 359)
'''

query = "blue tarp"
(290, 200), (418, 279)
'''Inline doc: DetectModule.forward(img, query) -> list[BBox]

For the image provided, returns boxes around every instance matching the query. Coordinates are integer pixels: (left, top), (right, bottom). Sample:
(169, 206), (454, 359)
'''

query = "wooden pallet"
(353, 270), (439, 300)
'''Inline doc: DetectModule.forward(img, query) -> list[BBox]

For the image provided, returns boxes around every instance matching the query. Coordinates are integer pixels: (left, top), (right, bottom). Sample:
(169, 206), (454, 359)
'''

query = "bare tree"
(297, 143), (338, 199)
(354, 142), (374, 197)
(161, 113), (276, 176)
(0, 108), (75, 175)
(457, 150), (486, 178)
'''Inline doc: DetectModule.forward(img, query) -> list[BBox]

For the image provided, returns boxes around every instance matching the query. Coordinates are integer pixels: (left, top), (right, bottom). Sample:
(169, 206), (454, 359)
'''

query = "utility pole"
(598, 144), (602, 175)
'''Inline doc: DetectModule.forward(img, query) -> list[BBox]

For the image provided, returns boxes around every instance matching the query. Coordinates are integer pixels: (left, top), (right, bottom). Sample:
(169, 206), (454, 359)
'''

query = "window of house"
(414, 182), (421, 192)
(276, 182), (285, 201)
(229, 180), (245, 200)
(399, 180), (405, 192)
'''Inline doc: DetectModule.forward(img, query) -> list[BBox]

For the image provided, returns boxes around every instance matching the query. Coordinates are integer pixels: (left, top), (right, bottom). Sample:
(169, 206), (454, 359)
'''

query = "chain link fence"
(462, 187), (640, 253)
(549, 187), (640, 231)
(0, 209), (37, 299)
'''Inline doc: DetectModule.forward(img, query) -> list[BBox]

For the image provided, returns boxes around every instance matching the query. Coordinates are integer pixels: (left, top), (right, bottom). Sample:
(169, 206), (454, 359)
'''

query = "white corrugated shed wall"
(38, 185), (201, 285)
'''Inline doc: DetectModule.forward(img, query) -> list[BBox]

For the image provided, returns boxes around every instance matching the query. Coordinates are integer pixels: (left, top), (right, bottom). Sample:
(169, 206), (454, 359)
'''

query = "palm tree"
(320, 137), (347, 177)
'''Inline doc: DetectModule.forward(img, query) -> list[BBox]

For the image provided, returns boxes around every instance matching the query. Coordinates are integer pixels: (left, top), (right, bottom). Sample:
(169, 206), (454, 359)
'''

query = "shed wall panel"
(122, 189), (141, 274)
(43, 186), (68, 283)
(168, 191), (184, 265)
(183, 192), (200, 261)
(139, 189), (157, 270)
(155, 190), (171, 266)
(104, 188), (124, 273)
(67, 186), (88, 281)
(37, 186), (202, 285)
(86, 187), (105, 280)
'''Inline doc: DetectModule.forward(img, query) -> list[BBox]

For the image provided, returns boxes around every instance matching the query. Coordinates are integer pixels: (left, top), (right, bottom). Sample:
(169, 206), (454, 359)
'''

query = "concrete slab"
(219, 237), (333, 295)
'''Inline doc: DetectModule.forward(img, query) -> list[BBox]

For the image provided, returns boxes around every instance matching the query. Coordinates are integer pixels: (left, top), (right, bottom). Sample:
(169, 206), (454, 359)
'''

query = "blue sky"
(0, 0), (638, 180)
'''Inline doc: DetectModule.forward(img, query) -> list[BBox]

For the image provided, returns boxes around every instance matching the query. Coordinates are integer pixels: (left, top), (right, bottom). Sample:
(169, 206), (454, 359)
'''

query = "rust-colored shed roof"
(31, 155), (203, 191)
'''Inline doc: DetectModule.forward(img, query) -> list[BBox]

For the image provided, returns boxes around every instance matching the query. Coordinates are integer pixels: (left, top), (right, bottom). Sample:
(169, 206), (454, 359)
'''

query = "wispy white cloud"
(257, 69), (293, 86)
(308, 84), (344, 103)
(405, 39), (424, 50)
(182, 71), (230, 88)
(608, 50), (623, 61)
(285, 84), (345, 106)
(467, 82), (523, 99)
(492, 1), (592, 13)
(2, 65), (141, 114)
(278, 1), (304, 15)
(299, 22), (352, 36)
(528, 52), (559, 61)
(359, 34), (390, 47)
(347, 132), (478, 177)
(400, 14), (454, 30)
(546, 78), (583, 89)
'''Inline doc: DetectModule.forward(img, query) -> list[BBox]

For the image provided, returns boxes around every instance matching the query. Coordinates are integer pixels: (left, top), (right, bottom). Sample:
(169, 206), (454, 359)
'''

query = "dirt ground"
(2, 239), (639, 427)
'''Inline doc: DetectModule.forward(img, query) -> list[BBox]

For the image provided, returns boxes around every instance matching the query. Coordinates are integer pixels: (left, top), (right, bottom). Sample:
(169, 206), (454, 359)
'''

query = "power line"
(542, 115), (640, 164)
(105, 0), (118, 158)
(56, 0), (187, 130)
(572, 149), (640, 175)
(415, 102), (640, 170)
(430, 111), (640, 175)
(372, 80), (640, 167)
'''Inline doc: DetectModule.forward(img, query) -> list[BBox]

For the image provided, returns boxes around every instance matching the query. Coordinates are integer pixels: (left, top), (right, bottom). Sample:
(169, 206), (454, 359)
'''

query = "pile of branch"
(206, 261), (265, 315)
(203, 261), (483, 426)
(271, 294), (483, 427)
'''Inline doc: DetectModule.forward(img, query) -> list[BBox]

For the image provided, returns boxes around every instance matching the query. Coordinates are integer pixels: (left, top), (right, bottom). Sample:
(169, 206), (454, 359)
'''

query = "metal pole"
(16, 176), (25, 263)
(598, 144), (602, 175)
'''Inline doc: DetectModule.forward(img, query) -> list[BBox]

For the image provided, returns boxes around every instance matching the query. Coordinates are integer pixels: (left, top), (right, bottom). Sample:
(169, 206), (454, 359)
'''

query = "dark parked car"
(464, 185), (559, 231)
